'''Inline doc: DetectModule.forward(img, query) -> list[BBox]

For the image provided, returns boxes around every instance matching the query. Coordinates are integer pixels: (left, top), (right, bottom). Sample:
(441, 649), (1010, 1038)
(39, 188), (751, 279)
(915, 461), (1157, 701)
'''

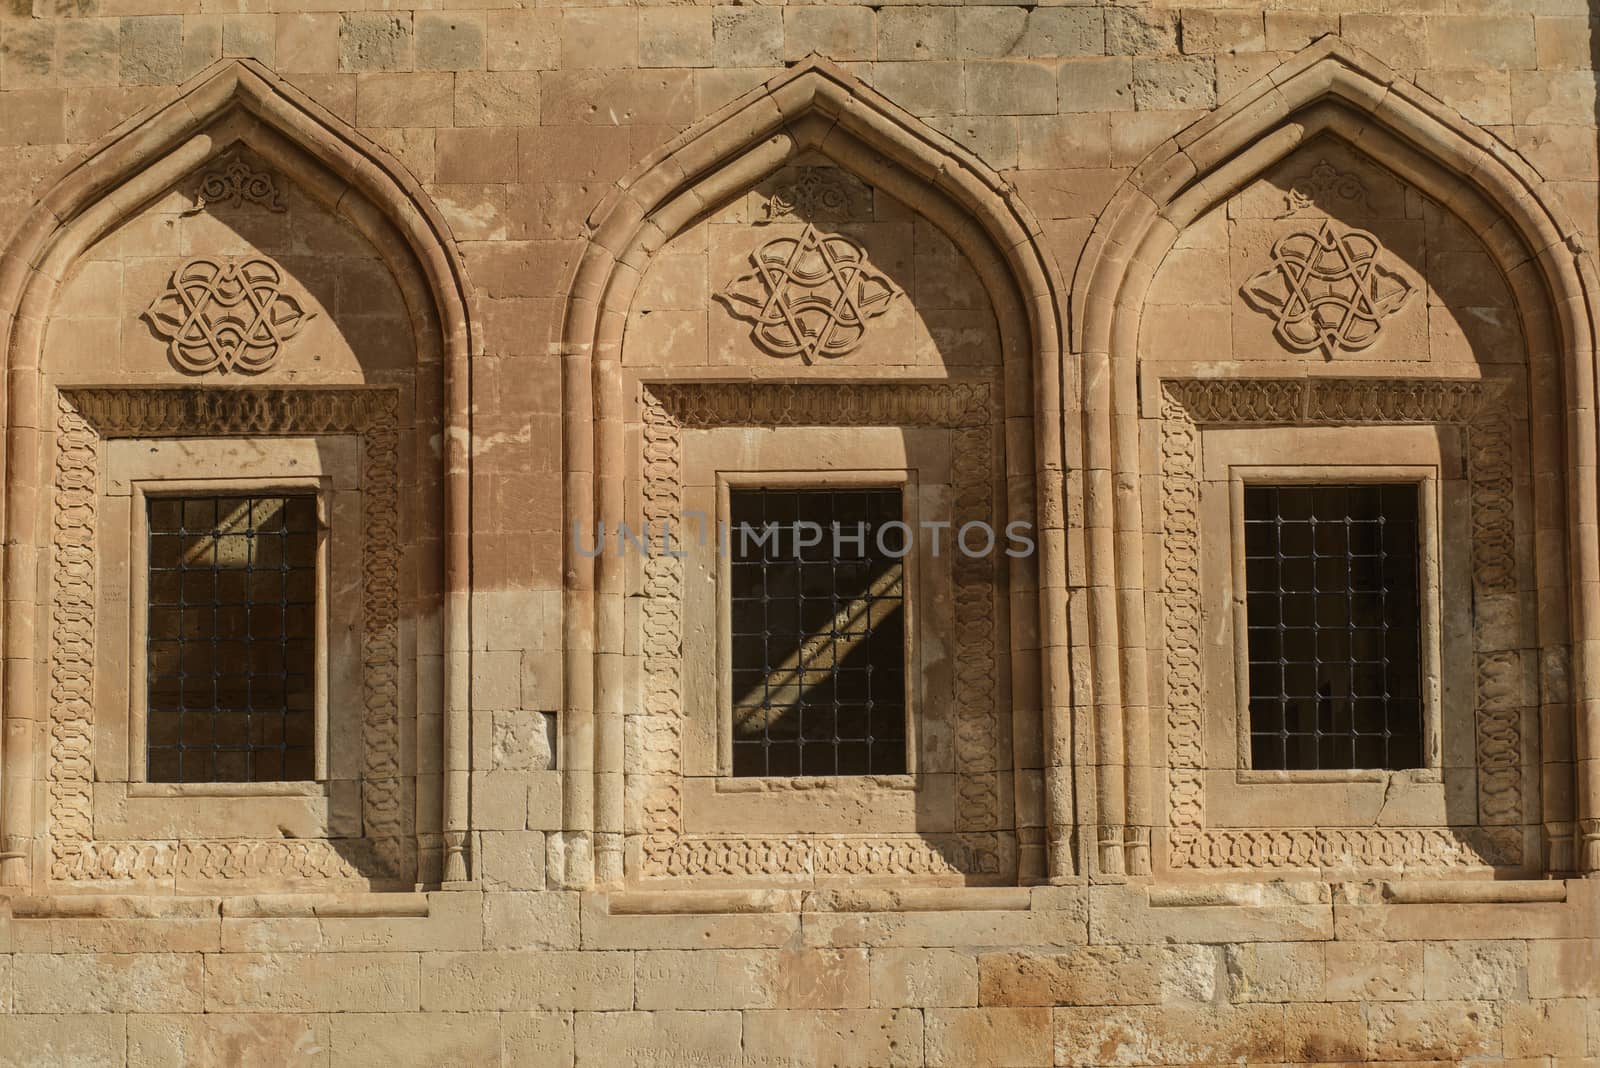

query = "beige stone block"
(1430, 15), (1537, 70)
(870, 948), (978, 1008)
(422, 951), (633, 1011)
(504, 1012), (574, 1066)
(1110, 109), (1198, 167)
(1054, 1004), (1285, 1067)
(205, 953), (419, 1013)
(455, 70), (539, 127)
(742, 1009), (923, 1068)
(1225, 941), (1325, 1003)
(2, 22), (55, 90)
(127, 1013), (326, 1067)
(714, 8), (782, 68)
(1019, 113), (1111, 171)
(13, 953), (204, 1013)
(575, 1011), (742, 1067)
(1283, 1001), (1367, 1064)
(1529, 938), (1600, 998)
(327, 1012), (500, 1066)
(635, 949), (779, 1010)
(1057, 57), (1132, 114)
(641, 9), (711, 69)
(1106, 6), (1177, 55)
(1341, 14), (1428, 70)
(1417, 69), (1511, 126)
(1423, 939), (1528, 1000)
(1366, 999), (1501, 1060)
(967, 60), (1059, 116)
(1266, 12), (1336, 52)
(356, 72), (451, 126)
(979, 945), (1209, 1008)
(1181, 10), (1264, 55)
(1132, 56), (1215, 110)
(487, 10), (558, 71)
(1090, 885), (1333, 945)
(277, 13), (339, 74)
(479, 828), (547, 888)
(60, 23), (121, 87)
(1510, 69), (1594, 124)
(563, 8), (637, 70)
(927, 1007), (1051, 1067)
(482, 892), (579, 951)
(777, 948), (870, 1009)
(1505, 998), (1590, 1058)
(223, 12), (273, 63)
(1534, 16), (1595, 68)
(870, 60), (964, 117)
(0, 1016), (125, 1068)
(339, 13), (411, 73)
(785, 8), (875, 63)
(541, 68), (694, 128)
(120, 15), (185, 85)
(878, 7), (955, 61)
(581, 896), (801, 951)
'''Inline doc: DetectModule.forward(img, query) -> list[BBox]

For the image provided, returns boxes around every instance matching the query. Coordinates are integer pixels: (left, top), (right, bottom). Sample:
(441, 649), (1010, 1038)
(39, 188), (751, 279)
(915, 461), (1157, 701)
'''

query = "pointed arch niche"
(0, 60), (476, 891)
(1074, 40), (1600, 879)
(557, 60), (1078, 889)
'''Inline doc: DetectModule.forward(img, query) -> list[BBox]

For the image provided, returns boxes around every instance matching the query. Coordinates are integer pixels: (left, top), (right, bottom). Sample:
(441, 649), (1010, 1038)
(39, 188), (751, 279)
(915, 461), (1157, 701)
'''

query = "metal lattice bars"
(729, 487), (908, 777)
(1244, 483), (1424, 771)
(145, 494), (318, 783)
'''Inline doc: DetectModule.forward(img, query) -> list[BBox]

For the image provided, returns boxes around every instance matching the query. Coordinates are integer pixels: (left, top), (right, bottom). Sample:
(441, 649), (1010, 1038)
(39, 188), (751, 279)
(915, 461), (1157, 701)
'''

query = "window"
(145, 494), (319, 783)
(728, 487), (908, 777)
(1243, 483), (1423, 771)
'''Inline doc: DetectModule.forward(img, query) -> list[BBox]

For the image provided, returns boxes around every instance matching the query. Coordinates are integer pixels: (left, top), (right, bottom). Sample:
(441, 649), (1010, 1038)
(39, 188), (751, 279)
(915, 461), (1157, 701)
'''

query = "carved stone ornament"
(1281, 158), (1370, 217)
(1240, 221), (1415, 358)
(188, 157), (286, 213)
(715, 224), (902, 363)
(763, 167), (855, 220)
(143, 257), (313, 375)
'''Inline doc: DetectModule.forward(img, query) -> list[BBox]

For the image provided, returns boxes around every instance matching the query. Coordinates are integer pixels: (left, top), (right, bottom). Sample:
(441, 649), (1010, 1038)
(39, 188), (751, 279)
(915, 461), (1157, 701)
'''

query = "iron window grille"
(145, 494), (319, 783)
(728, 487), (908, 777)
(1243, 483), (1424, 771)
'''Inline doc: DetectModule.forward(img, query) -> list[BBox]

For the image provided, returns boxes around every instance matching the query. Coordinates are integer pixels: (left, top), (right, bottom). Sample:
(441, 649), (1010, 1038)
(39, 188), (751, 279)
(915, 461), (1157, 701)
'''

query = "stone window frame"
(124, 470), (337, 793)
(45, 387), (410, 888)
(630, 381), (1015, 884)
(710, 467), (923, 783)
(1158, 376), (1532, 873)
(1222, 460), (1446, 783)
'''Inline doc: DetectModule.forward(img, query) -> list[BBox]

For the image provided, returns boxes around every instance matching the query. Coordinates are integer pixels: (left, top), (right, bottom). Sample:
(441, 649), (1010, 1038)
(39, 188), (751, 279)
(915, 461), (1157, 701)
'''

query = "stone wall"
(0, 0), (1598, 1062)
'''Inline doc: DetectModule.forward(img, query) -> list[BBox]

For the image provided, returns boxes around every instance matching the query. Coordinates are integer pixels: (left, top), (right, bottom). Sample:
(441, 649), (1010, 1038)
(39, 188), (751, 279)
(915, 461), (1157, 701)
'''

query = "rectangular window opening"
(728, 486), (908, 777)
(1244, 483), (1423, 771)
(145, 493), (319, 783)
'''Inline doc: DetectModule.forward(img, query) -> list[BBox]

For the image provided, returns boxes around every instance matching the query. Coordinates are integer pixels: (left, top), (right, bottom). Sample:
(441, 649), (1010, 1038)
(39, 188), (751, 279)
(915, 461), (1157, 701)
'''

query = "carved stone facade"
(0, 16), (1595, 1068)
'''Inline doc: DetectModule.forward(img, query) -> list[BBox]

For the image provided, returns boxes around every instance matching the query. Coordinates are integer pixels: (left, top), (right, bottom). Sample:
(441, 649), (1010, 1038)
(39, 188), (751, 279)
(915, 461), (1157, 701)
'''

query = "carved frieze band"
(47, 388), (407, 885)
(635, 381), (1006, 879)
(1159, 377), (1529, 871)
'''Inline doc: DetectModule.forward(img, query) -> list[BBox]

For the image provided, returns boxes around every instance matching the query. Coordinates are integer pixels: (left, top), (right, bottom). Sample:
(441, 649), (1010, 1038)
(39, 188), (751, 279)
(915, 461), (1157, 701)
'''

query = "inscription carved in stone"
(716, 224), (902, 363)
(189, 157), (286, 213)
(143, 257), (312, 375)
(1240, 221), (1415, 358)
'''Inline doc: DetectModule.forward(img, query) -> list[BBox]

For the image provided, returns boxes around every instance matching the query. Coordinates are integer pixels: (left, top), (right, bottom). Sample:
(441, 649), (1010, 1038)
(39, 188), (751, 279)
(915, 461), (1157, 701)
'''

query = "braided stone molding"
(636, 382), (1007, 880)
(47, 388), (408, 886)
(1160, 377), (1529, 871)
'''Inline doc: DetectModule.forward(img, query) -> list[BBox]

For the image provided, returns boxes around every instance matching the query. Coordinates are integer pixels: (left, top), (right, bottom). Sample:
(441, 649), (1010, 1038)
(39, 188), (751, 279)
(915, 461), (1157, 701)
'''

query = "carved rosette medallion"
(189, 157), (286, 213)
(143, 257), (312, 375)
(1241, 221), (1415, 358)
(716, 224), (902, 363)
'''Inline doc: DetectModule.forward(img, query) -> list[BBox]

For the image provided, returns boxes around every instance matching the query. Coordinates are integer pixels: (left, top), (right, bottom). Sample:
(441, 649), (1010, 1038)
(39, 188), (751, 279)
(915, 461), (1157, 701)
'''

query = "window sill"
(128, 780), (328, 799)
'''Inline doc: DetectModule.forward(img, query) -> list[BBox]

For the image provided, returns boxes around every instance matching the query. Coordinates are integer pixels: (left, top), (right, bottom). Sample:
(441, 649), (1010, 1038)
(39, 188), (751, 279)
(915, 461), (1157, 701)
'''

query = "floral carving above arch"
(1071, 38), (1600, 878)
(0, 59), (480, 888)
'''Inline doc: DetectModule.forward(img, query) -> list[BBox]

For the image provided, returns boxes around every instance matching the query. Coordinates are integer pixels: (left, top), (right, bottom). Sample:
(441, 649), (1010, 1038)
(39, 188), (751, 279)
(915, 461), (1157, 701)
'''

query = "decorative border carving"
(1159, 377), (1530, 871)
(635, 382), (1007, 880)
(47, 387), (407, 885)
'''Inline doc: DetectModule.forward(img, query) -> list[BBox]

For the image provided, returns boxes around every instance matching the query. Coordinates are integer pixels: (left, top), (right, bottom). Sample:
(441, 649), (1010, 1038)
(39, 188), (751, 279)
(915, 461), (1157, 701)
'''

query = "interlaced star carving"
(1240, 221), (1415, 357)
(715, 224), (902, 363)
(143, 256), (313, 374)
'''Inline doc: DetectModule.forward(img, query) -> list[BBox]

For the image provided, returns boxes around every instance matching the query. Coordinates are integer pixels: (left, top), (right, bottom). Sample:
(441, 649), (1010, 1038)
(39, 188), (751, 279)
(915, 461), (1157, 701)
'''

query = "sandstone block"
(12, 953), (203, 1013)
(742, 1009), (923, 1068)
(223, 13), (273, 64)
(1225, 941), (1326, 1003)
(1366, 999), (1501, 1061)
(127, 1013), (326, 1068)
(1106, 7), (1177, 56)
(870, 60), (964, 117)
(563, 9), (638, 70)
(1430, 15), (1537, 70)
(1054, 1004), (1285, 1067)
(777, 948), (870, 1009)
(422, 951), (633, 1011)
(1282, 1002), (1366, 1063)
(0, 1016), (124, 1068)
(455, 71), (540, 127)
(1535, 16), (1595, 68)
(1265, 12), (1336, 52)
(480, 829), (545, 888)
(487, 11), (559, 72)
(1180, 11), (1264, 55)
(713, 8), (782, 68)
(966, 60), (1059, 116)
(869, 948), (978, 1008)
(60, 22), (120, 86)
(485, 891), (580, 951)
(1132, 56), (1215, 110)
(1341, 14), (1428, 70)
(339, 13), (411, 73)
(3, 22), (56, 88)
(979, 945), (1211, 1007)
(878, 8), (956, 62)
(356, 72), (451, 127)
(416, 13), (484, 72)
(276, 14), (338, 74)
(504, 1012), (575, 1066)
(1504, 998), (1590, 1058)
(635, 949), (779, 1010)
(785, 8), (875, 63)
(1423, 939), (1528, 1000)
(328, 1012), (501, 1066)
(1059, 57), (1134, 113)
(926, 1007), (1051, 1068)
(120, 15), (184, 85)
(575, 1010), (743, 1067)
(205, 952), (419, 1013)
(641, 9), (711, 69)
(1529, 938), (1600, 998)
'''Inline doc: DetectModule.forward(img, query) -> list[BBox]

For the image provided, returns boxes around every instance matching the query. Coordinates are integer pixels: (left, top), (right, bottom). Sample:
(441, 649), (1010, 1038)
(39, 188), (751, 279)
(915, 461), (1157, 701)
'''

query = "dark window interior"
(1244, 483), (1423, 771)
(729, 487), (907, 777)
(146, 494), (318, 783)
